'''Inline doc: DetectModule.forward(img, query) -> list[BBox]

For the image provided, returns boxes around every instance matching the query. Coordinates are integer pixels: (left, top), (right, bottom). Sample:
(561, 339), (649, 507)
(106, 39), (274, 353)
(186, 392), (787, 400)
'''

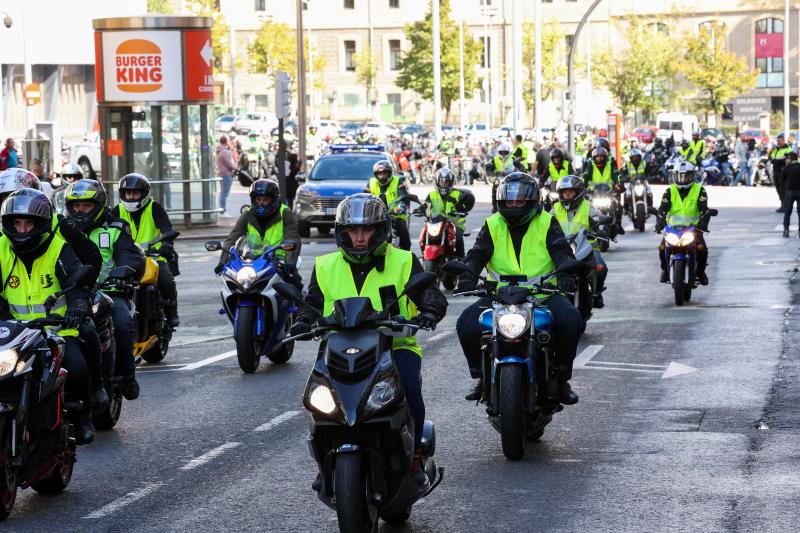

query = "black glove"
(289, 320), (312, 336)
(557, 276), (576, 294)
(412, 312), (437, 331)
(278, 262), (303, 289)
(160, 241), (175, 260)
(214, 263), (224, 275)
(63, 299), (90, 329)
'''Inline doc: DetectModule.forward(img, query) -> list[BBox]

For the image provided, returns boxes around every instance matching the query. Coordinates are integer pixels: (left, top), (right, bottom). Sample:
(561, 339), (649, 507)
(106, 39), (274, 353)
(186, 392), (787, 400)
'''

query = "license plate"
(324, 208), (337, 215)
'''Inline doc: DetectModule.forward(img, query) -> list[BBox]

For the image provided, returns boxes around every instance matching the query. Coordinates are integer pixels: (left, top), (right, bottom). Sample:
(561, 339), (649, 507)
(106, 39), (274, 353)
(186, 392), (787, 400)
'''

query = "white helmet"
(673, 161), (695, 188)
(498, 142), (511, 154)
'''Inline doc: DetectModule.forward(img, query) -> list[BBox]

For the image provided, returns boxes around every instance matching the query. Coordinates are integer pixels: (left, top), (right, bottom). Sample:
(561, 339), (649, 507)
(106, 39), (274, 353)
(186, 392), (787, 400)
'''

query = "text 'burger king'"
(115, 39), (163, 93)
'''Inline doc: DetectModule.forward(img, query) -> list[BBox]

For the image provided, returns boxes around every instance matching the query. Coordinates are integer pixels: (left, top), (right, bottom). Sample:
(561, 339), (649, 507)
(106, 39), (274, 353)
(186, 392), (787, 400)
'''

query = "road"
(7, 190), (800, 532)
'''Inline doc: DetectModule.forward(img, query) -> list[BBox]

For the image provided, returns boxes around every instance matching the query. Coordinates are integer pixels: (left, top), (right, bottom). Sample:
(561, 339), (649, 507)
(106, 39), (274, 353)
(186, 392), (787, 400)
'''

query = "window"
(389, 0), (399, 7)
(343, 93), (360, 106)
(565, 34), (574, 51)
(344, 40), (356, 71)
(387, 93), (401, 116)
(254, 0), (265, 10)
(648, 22), (669, 35)
(480, 0), (491, 5)
(755, 17), (784, 88)
(344, 0), (354, 8)
(480, 36), (491, 68)
(389, 39), (401, 70)
(756, 17), (782, 34)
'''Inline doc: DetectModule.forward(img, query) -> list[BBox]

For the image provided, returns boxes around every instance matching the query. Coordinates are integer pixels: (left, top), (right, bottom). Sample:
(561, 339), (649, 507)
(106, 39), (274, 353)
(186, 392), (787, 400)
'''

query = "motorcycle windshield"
(234, 235), (271, 262)
(593, 183), (612, 195)
(330, 297), (379, 328)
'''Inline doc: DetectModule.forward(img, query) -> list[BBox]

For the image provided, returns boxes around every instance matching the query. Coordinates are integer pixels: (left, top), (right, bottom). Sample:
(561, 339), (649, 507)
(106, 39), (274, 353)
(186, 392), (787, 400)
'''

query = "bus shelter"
(92, 15), (218, 227)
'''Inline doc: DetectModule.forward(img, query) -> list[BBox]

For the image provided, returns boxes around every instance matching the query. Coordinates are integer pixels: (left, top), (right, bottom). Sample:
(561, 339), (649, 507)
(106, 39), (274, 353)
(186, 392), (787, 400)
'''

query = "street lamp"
(0, 12), (11, 136)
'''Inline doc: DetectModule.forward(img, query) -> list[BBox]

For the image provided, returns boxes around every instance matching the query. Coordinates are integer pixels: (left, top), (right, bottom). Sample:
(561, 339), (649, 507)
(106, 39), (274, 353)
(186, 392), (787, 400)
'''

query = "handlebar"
(280, 318), (424, 346)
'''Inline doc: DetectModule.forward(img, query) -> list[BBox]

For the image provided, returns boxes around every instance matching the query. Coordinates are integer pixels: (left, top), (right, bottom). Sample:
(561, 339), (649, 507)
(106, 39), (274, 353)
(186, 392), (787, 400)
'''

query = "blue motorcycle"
(205, 236), (299, 373)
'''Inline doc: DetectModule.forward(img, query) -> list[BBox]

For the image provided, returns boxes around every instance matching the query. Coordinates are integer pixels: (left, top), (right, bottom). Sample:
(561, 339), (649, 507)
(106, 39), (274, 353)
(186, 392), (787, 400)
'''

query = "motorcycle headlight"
(0, 349), (18, 377)
(633, 184), (645, 195)
(495, 305), (530, 339)
(664, 233), (680, 246)
(678, 232), (695, 246)
(236, 266), (258, 289)
(593, 197), (611, 208)
(308, 384), (337, 414)
(366, 378), (397, 413)
(427, 222), (443, 237)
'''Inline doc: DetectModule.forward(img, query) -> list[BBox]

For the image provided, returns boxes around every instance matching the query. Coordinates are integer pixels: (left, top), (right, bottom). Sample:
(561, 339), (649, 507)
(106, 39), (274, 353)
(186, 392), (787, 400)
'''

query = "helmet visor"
(336, 196), (388, 226)
(496, 180), (539, 202)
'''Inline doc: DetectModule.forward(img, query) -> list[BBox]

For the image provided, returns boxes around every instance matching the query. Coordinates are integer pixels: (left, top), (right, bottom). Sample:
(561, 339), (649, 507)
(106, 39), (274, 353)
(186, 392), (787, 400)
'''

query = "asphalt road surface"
(7, 196), (800, 532)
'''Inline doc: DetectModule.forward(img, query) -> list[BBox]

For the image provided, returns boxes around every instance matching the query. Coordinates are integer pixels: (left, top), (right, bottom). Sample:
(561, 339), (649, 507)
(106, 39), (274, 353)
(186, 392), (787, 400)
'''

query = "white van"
(656, 112), (699, 143)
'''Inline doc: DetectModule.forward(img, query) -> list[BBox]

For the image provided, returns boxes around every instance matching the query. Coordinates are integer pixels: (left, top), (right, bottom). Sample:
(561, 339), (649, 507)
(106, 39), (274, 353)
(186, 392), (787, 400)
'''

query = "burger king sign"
(100, 31), (182, 102)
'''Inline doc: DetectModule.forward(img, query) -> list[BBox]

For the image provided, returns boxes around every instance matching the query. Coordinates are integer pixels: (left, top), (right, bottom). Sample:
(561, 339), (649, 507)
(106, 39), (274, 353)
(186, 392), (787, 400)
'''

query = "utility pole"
(459, 16), (465, 131)
(512, 0), (522, 135)
(785, 0), (790, 135)
(433, 0), (441, 139)
(229, 25), (236, 113)
(568, 0), (601, 158)
(534, 0), (541, 139)
(296, 0), (307, 169)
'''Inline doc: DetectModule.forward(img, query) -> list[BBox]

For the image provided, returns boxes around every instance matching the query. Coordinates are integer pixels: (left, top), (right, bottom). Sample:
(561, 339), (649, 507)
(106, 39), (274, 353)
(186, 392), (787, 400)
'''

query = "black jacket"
(299, 251), (448, 325)
(221, 204), (302, 264)
(56, 215), (103, 284)
(783, 161), (800, 191)
(462, 213), (576, 282)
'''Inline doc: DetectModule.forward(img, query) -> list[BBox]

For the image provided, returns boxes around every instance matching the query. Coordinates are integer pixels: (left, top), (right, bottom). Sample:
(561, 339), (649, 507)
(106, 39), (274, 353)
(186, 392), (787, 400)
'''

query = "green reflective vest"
(493, 155), (515, 174)
(118, 201), (163, 260)
(590, 163), (613, 187)
(554, 200), (590, 236)
(667, 183), (701, 227)
(771, 146), (794, 160)
(485, 211), (556, 290)
(548, 162), (570, 181)
(428, 189), (465, 230)
(689, 139), (705, 159)
(678, 147), (692, 160)
(315, 245), (421, 356)
(246, 204), (288, 260)
(89, 223), (123, 283)
(368, 175), (408, 221)
(627, 161), (646, 177)
(0, 234), (77, 337)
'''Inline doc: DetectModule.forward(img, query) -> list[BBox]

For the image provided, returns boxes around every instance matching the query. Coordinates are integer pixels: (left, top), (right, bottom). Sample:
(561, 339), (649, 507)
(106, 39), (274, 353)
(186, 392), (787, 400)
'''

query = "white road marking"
(180, 350), (237, 370)
(573, 345), (605, 369)
(774, 223), (799, 231)
(574, 344), (697, 378)
(180, 442), (241, 471)
(84, 482), (165, 519)
(253, 410), (302, 432)
(426, 331), (451, 343)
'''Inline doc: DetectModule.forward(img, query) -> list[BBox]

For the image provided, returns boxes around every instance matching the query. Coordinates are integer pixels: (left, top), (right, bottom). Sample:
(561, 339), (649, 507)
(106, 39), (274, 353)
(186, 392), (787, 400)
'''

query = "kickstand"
(421, 467), (445, 498)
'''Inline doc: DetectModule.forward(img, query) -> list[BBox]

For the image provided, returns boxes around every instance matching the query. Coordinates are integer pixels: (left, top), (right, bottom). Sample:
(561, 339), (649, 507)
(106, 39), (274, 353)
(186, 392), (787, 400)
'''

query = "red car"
(630, 125), (658, 144)
(741, 128), (769, 145)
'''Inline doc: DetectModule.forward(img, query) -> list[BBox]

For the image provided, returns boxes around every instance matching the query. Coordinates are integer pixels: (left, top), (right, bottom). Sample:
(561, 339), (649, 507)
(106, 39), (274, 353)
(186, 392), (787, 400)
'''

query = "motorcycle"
(0, 266), (94, 519)
(624, 176), (653, 232)
(754, 154), (772, 187)
(649, 206), (718, 306)
(273, 273), (444, 532)
(444, 260), (584, 460)
(205, 236), (298, 373)
(414, 207), (464, 290)
(388, 194), (420, 249)
(564, 225), (609, 331)
(589, 183), (618, 250)
(134, 230), (180, 364)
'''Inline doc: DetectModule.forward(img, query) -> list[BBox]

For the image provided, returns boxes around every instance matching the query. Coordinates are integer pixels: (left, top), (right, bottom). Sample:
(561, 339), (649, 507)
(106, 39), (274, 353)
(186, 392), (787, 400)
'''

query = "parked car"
(234, 112), (274, 136)
(631, 125), (658, 144)
(215, 114), (237, 133)
(293, 145), (392, 237)
(315, 120), (340, 139)
(401, 123), (429, 137)
(338, 122), (362, 138)
(364, 121), (399, 139)
(700, 127), (720, 139)
(69, 132), (101, 179)
(741, 128), (769, 146)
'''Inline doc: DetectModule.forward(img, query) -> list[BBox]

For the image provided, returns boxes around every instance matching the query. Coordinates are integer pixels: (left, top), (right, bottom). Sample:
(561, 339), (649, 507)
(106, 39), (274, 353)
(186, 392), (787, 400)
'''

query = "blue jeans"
(219, 174), (233, 212)
(394, 348), (425, 448)
(784, 190), (800, 228)
(733, 161), (751, 186)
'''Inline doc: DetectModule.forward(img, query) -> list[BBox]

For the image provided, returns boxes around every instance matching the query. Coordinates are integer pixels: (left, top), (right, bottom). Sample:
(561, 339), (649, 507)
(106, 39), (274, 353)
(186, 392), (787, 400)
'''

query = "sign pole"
(277, 117), (287, 203)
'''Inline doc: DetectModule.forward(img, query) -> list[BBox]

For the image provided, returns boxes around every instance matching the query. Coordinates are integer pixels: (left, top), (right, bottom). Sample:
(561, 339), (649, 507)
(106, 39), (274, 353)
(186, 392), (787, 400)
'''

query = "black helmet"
(249, 179), (281, 219)
(549, 147), (565, 166)
(495, 172), (541, 227)
(673, 161), (695, 188)
(1, 189), (54, 253)
(435, 167), (455, 196)
(556, 175), (586, 210)
(61, 162), (84, 184)
(680, 138), (689, 147)
(597, 138), (610, 151)
(592, 147), (609, 165)
(334, 193), (391, 263)
(65, 179), (108, 231)
(0, 169), (40, 206)
(372, 161), (393, 186)
(118, 173), (151, 213)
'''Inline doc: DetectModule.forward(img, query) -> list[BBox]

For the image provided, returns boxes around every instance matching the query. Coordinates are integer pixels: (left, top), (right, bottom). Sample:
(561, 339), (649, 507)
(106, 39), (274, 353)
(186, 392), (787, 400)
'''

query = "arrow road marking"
(200, 40), (213, 67)
(574, 344), (697, 379)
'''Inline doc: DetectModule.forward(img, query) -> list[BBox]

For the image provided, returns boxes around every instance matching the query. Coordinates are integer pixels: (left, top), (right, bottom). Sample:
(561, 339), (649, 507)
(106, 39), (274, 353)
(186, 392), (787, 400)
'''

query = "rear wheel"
(334, 454), (378, 533)
(267, 340), (293, 364)
(140, 312), (169, 364)
(499, 365), (526, 460)
(0, 444), (15, 521)
(673, 259), (686, 307)
(635, 205), (645, 232)
(31, 449), (74, 495)
(94, 392), (123, 431)
(235, 306), (261, 373)
(298, 221), (311, 238)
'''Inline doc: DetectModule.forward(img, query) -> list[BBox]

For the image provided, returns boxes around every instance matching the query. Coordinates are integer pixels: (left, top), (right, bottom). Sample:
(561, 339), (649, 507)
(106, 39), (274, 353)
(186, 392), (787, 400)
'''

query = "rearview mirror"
(402, 271), (438, 295)
(274, 281), (304, 304)
(107, 265), (136, 281)
(205, 240), (222, 252)
(442, 260), (468, 275)
(161, 230), (180, 242)
(647, 206), (659, 216)
(67, 265), (95, 288)
(280, 240), (297, 251)
(597, 215), (612, 225)
(556, 259), (589, 275)
(705, 208), (719, 217)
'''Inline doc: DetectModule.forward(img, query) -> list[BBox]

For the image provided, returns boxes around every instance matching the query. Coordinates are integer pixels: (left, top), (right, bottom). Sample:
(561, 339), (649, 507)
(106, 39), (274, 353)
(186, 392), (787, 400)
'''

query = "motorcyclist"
(291, 193), (447, 485)
(678, 139), (693, 162)
(0, 189), (96, 443)
(487, 142), (516, 177)
(713, 135), (732, 184)
(60, 162), (84, 185)
(621, 148), (646, 183)
(542, 147), (573, 188)
(65, 179), (145, 401)
(511, 134), (530, 171)
(455, 172), (583, 405)
(655, 161), (712, 285)
(419, 167), (475, 258)
(689, 131), (705, 166)
(111, 174), (180, 328)
(583, 146), (624, 234)
(366, 160), (411, 251)
(552, 175), (607, 309)
(216, 178), (302, 285)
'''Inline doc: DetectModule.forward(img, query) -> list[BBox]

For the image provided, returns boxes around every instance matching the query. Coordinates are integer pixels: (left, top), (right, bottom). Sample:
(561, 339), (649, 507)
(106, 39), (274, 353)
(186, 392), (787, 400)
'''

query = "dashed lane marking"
(83, 482), (165, 519)
(252, 410), (302, 432)
(180, 442), (242, 471)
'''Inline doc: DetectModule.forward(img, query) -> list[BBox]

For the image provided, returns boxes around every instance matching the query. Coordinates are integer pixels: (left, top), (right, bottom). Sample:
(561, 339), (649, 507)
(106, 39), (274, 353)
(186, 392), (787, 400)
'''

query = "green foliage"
(147, 0), (173, 14)
(395, 0), (482, 118)
(355, 48), (377, 93)
(185, 0), (228, 75)
(248, 20), (327, 90)
(679, 21), (758, 122)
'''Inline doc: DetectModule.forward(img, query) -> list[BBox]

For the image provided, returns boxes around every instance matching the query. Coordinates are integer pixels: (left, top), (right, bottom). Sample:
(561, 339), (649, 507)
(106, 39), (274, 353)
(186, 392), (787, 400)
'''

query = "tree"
(522, 20), (567, 125)
(396, 0), (482, 122)
(147, 0), (173, 13)
(679, 21), (758, 124)
(185, 0), (229, 75)
(355, 48), (377, 120)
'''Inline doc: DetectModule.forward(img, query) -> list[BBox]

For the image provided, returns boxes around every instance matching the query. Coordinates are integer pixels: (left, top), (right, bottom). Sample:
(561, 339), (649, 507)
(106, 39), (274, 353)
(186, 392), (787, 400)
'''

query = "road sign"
(184, 30), (214, 101)
(23, 83), (41, 106)
(574, 345), (698, 379)
(275, 71), (292, 120)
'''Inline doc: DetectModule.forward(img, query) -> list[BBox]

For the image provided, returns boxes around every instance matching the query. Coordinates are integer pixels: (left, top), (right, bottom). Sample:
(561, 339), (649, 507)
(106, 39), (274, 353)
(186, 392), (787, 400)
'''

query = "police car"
(294, 144), (394, 237)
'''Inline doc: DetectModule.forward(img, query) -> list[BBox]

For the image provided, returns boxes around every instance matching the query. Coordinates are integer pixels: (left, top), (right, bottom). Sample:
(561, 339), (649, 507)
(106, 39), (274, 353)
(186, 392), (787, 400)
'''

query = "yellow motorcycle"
(135, 230), (179, 364)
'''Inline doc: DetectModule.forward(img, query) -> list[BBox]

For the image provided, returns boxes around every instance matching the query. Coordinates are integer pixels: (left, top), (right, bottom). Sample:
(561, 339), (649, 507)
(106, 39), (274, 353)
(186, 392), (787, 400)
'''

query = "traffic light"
(275, 71), (292, 119)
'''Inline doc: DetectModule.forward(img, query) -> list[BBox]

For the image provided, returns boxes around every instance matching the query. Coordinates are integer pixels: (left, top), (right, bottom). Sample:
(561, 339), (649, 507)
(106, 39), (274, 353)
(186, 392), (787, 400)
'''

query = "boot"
(122, 377), (140, 401)
(92, 388), (109, 411)
(311, 472), (323, 492)
(696, 271), (709, 286)
(165, 305), (180, 329)
(75, 411), (95, 445)
(660, 269), (669, 283)
(593, 293), (604, 309)
(408, 449), (428, 487)
(784, 228), (790, 238)
(559, 382), (579, 405)
(465, 378), (483, 401)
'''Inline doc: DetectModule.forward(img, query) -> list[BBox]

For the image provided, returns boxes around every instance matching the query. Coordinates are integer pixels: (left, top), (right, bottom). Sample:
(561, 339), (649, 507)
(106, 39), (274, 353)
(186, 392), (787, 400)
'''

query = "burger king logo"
(115, 39), (163, 93)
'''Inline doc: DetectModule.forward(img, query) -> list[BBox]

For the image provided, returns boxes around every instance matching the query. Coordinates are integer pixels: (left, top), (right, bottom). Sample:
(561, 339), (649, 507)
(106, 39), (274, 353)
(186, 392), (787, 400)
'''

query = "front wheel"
(267, 340), (293, 364)
(334, 454), (378, 533)
(672, 259), (686, 307)
(31, 449), (74, 495)
(235, 306), (261, 373)
(499, 365), (526, 460)
(635, 204), (645, 232)
(0, 446), (15, 521)
(381, 507), (411, 525)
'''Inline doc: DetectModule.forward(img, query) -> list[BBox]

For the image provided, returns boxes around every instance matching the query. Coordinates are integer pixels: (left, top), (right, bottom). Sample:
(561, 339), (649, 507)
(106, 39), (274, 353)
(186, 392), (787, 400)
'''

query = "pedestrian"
(215, 135), (236, 217)
(769, 134), (793, 212)
(782, 151), (800, 237)
(285, 150), (301, 209)
(733, 134), (749, 185)
(0, 138), (19, 170)
(29, 158), (54, 199)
